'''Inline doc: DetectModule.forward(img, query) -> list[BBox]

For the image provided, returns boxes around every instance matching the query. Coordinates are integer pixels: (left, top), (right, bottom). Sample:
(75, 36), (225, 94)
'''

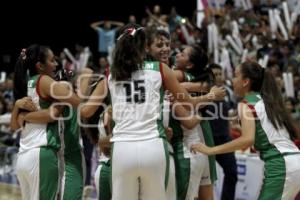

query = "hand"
(190, 143), (214, 155)
(208, 86), (226, 101)
(165, 93), (175, 105)
(16, 97), (38, 111)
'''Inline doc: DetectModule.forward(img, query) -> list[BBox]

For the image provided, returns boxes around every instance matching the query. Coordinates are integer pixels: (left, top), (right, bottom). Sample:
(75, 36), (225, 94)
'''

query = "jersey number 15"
(123, 80), (146, 103)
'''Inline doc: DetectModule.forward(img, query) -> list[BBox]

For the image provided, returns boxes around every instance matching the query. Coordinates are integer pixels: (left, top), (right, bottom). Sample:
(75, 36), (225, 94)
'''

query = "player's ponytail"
(111, 23), (146, 80)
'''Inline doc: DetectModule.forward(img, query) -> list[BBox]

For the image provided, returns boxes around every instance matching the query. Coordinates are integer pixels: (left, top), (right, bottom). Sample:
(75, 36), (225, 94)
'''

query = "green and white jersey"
(108, 61), (165, 142)
(20, 75), (60, 153)
(62, 107), (81, 155)
(170, 71), (217, 183)
(243, 92), (300, 160)
(170, 115), (202, 157)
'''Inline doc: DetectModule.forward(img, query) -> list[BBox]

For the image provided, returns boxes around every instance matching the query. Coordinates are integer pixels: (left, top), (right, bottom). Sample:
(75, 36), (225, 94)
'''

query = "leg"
(82, 134), (93, 185)
(62, 150), (84, 200)
(173, 144), (190, 200)
(99, 161), (111, 200)
(39, 147), (59, 200)
(166, 154), (176, 200)
(199, 155), (214, 200)
(139, 138), (168, 200)
(258, 156), (286, 200)
(281, 155), (300, 200)
(16, 152), (32, 200)
(198, 185), (214, 200)
(111, 142), (139, 200)
(185, 154), (206, 200)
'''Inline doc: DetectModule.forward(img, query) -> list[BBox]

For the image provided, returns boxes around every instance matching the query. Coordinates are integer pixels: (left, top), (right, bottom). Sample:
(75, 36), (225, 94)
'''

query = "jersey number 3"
(123, 80), (146, 103)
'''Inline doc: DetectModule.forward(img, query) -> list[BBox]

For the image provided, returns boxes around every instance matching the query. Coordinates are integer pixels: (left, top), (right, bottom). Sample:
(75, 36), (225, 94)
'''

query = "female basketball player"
(11, 44), (106, 200)
(192, 61), (300, 199)
(109, 23), (225, 200)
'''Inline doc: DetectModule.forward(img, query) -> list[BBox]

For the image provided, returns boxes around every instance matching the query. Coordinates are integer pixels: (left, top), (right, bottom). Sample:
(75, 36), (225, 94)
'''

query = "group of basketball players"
(10, 23), (300, 200)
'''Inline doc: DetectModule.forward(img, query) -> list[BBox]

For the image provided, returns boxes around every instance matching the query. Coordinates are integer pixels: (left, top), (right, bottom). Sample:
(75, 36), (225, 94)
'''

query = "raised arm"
(39, 75), (82, 107)
(37, 72), (108, 120)
(76, 68), (94, 97)
(80, 78), (108, 118)
(90, 21), (105, 31)
(145, 8), (168, 27)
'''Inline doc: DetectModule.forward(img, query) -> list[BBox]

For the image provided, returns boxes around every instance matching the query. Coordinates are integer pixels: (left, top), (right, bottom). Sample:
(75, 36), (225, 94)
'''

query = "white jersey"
(108, 61), (166, 142)
(243, 93), (300, 159)
(255, 100), (299, 153)
(20, 75), (61, 153)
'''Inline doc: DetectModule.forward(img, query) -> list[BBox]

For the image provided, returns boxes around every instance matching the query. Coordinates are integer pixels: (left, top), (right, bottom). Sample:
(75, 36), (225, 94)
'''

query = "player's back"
(108, 61), (166, 142)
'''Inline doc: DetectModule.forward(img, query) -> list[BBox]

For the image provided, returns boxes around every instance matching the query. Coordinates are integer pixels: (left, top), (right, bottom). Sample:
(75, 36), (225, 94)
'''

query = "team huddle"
(10, 23), (300, 200)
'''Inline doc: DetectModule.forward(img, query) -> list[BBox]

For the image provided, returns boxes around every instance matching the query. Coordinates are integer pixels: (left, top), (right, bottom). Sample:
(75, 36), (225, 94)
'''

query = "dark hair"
(144, 27), (171, 64)
(187, 45), (215, 85)
(145, 27), (170, 47)
(209, 63), (222, 70)
(240, 61), (299, 139)
(13, 44), (50, 100)
(111, 23), (146, 80)
(144, 27), (171, 63)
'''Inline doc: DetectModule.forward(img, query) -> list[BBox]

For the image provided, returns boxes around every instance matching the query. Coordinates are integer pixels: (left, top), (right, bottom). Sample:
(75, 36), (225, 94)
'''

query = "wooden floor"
(0, 183), (21, 200)
(0, 182), (97, 200)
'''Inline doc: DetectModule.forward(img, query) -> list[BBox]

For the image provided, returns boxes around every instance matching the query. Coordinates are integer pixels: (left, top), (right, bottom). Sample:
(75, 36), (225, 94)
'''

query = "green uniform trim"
(258, 154), (286, 200)
(143, 61), (160, 71)
(99, 160), (112, 200)
(39, 147), (59, 200)
(200, 120), (217, 182)
(244, 93), (284, 160)
(169, 71), (217, 199)
(29, 75), (61, 151)
(170, 118), (190, 200)
(163, 139), (170, 190)
(157, 87), (166, 139)
(62, 151), (84, 200)
(173, 140), (190, 200)
(243, 93), (287, 199)
(62, 107), (81, 155)
(61, 107), (83, 200)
